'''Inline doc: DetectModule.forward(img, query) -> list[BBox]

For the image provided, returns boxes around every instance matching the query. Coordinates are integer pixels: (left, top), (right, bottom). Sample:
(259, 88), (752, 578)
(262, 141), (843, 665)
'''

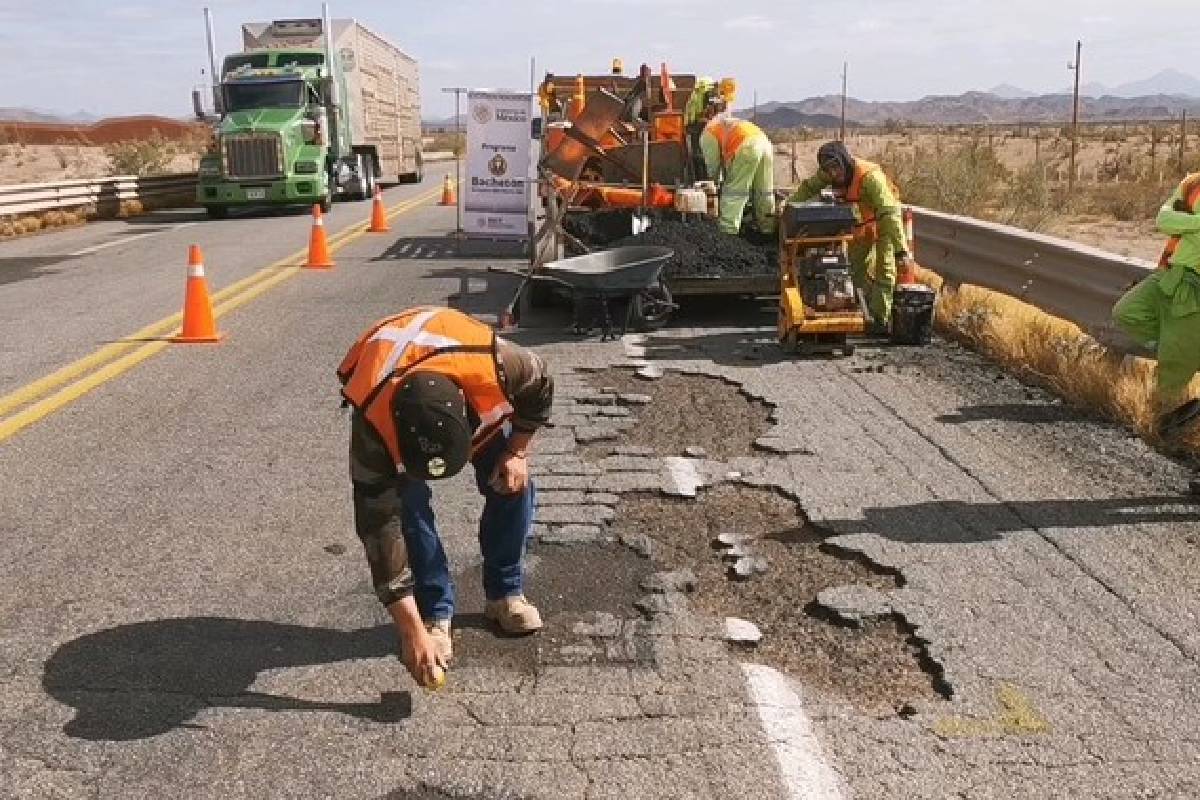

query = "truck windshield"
(224, 80), (305, 112)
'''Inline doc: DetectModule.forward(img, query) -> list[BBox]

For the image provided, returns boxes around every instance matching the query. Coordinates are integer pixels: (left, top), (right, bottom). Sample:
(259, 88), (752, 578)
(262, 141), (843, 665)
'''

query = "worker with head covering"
(698, 87), (776, 237)
(337, 306), (554, 688)
(1113, 172), (1200, 440)
(789, 141), (914, 332)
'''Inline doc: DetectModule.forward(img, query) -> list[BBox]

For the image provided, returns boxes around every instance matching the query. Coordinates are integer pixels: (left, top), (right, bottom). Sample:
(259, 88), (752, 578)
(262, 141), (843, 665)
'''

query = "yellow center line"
(0, 185), (445, 442)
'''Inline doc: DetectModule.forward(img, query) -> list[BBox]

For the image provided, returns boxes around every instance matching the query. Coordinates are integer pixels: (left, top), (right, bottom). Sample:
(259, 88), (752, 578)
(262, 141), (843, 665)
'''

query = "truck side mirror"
(192, 88), (206, 121)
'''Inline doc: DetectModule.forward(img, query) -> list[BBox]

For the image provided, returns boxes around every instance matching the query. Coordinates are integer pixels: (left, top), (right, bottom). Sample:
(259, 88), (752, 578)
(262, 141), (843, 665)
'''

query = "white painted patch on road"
(741, 663), (848, 800)
(662, 456), (702, 498)
(70, 222), (198, 256)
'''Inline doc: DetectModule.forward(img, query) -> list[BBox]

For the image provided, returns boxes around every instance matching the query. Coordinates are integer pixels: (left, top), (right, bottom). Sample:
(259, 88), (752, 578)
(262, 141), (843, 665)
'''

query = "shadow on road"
(0, 256), (75, 286)
(936, 403), (1093, 425)
(42, 617), (406, 741)
(820, 496), (1200, 544)
(374, 236), (526, 262)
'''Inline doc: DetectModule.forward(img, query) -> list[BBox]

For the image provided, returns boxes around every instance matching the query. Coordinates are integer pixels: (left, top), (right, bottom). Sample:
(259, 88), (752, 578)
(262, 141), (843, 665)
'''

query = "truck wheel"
(204, 205), (228, 220)
(320, 195), (332, 214)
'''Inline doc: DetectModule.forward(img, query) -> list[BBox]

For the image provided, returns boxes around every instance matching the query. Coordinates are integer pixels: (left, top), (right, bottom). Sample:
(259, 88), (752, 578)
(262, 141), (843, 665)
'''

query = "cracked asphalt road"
(3, 192), (1200, 798)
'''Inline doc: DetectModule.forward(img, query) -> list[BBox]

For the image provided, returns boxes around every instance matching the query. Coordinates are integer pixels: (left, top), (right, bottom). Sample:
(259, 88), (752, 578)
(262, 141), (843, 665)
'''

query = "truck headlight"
(294, 161), (319, 174)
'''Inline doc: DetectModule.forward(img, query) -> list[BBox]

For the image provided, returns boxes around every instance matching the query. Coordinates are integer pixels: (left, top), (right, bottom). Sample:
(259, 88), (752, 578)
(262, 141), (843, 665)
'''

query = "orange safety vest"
(704, 117), (764, 166)
(337, 307), (514, 473)
(1158, 173), (1200, 270)
(836, 159), (901, 244)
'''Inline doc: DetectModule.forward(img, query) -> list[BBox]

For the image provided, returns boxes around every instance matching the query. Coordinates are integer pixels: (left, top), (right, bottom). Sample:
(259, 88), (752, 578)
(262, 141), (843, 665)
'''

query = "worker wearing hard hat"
(1113, 172), (1200, 440)
(698, 87), (776, 237)
(790, 141), (913, 331)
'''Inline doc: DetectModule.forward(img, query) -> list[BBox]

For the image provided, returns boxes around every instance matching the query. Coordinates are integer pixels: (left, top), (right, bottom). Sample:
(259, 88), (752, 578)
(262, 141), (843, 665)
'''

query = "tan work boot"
(484, 595), (543, 634)
(426, 619), (453, 663)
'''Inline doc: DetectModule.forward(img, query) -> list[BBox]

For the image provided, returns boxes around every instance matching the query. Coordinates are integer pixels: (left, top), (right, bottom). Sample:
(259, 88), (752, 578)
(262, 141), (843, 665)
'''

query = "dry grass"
(918, 266), (1180, 446)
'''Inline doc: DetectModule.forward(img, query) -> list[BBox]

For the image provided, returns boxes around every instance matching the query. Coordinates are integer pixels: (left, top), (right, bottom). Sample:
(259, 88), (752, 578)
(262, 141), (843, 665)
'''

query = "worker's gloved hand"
(488, 450), (530, 496)
(897, 252), (918, 282)
(399, 628), (447, 688)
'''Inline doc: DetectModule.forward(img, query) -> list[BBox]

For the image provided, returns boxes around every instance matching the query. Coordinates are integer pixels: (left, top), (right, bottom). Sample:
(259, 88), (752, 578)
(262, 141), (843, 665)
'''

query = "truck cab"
(198, 49), (346, 218)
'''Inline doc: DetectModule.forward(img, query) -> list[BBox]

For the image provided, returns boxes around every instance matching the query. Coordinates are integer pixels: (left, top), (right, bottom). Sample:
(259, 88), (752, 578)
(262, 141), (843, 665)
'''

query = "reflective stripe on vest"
(1158, 173), (1200, 270)
(705, 117), (762, 165)
(338, 308), (513, 473)
(837, 159), (899, 243)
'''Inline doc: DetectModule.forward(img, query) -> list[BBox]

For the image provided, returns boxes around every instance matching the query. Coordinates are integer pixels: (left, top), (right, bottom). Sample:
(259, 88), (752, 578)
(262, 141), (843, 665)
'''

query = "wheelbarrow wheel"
(630, 282), (674, 331)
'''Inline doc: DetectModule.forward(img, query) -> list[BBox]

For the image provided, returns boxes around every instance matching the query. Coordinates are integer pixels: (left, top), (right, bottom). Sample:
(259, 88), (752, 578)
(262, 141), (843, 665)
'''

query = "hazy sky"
(3, 0), (1199, 119)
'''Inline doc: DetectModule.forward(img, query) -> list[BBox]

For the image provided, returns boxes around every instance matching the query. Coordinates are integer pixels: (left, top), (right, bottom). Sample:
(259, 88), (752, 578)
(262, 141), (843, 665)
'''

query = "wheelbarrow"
(533, 246), (676, 340)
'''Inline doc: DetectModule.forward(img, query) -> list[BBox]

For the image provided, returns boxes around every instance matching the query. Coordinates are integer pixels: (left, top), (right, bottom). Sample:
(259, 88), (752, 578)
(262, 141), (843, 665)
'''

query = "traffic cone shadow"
(172, 245), (223, 343)
(439, 175), (457, 206)
(305, 204), (336, 269)
(367, 185), (390, 233)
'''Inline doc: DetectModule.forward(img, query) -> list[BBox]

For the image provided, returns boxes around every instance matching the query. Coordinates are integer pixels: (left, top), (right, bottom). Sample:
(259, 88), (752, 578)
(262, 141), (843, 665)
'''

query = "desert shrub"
(1000, 163), (1059, 231)
(1082, 180), (1169, 222)
(881, 138), (1008, 217)
(104, 133), (175, 176)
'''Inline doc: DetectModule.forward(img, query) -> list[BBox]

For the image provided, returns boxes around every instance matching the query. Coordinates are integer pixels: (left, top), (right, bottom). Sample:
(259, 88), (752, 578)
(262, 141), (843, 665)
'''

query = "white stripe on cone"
(187, 264), (205, 277)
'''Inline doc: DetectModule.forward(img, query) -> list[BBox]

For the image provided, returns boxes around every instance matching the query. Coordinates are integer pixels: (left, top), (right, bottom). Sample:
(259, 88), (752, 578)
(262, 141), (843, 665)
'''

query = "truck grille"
(224, 135), (282, 179)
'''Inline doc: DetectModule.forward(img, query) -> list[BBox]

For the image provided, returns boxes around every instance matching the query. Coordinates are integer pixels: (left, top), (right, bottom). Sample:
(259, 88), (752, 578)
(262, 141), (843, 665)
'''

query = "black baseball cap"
(391, 371), (472, 480)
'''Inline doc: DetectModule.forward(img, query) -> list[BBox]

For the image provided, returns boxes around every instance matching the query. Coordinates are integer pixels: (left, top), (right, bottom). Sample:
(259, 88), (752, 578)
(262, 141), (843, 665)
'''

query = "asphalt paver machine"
(776, 200), (866, 356)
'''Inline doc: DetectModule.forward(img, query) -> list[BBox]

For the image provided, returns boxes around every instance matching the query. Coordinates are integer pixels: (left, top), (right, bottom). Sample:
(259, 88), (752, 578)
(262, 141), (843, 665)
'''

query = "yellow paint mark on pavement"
(932, 683), (1051, 738)
(0, 186), (443, 442)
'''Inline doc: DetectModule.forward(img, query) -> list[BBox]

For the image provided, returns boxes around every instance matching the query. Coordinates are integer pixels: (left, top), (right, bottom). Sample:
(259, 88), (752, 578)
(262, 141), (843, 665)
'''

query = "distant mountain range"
(0, 107), (100, 124)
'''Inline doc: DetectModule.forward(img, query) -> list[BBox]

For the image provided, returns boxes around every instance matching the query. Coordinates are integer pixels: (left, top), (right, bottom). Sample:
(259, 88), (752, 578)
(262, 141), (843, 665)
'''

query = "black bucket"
(890, 284), (936, 345)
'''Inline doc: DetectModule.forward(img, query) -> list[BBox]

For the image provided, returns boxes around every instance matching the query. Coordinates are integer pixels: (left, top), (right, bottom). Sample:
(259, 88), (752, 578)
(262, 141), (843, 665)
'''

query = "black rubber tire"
(204, 205), (228, 220)
(629, 282), (674, 332)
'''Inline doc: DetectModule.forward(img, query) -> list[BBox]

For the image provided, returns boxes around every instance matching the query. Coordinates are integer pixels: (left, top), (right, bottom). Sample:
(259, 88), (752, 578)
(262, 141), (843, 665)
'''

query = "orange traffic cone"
(172, 244), (223, 343)
(367, 185), (390, 233)
(304, 204), (335, 269)
(439, 175), (457, 206)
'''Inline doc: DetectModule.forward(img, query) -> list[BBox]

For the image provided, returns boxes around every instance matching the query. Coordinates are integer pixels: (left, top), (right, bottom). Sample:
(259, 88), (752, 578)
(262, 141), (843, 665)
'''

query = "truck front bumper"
(197, 177), (326, 207)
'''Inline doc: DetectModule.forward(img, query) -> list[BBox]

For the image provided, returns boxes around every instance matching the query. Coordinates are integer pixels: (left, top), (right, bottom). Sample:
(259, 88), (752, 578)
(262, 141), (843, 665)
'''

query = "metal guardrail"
(0, 173), (198, 218)
(911, 206), (1156, 343)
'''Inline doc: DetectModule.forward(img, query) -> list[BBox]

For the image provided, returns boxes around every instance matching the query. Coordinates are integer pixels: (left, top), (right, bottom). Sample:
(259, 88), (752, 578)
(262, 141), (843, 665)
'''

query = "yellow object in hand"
(423, 664), (446, 690)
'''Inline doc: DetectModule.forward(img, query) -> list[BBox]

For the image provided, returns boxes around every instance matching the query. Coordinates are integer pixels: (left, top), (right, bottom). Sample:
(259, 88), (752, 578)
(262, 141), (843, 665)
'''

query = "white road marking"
(741, 663), (848, 800)
(662, 456), (702, 498)
(69, 222), (198, 257)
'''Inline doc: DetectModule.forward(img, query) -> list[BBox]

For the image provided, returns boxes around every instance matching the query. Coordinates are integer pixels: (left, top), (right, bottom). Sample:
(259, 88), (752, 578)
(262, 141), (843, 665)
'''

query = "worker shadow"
(819, 495), (1200, 544)
(418, 266), (522, 317)
(373, 236), (528, 262)
(935, 403), (1092, 425)
(42, 617), (408, 741)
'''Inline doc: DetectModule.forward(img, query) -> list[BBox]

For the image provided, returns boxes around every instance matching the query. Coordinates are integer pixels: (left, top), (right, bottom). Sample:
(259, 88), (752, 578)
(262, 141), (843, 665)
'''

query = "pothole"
(610, 484), (946, 714)
(583, 368), (772, 460)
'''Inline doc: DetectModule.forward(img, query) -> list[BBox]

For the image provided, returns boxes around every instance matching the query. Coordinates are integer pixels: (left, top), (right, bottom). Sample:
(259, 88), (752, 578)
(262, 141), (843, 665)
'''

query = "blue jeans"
(399, 433), (535, 621)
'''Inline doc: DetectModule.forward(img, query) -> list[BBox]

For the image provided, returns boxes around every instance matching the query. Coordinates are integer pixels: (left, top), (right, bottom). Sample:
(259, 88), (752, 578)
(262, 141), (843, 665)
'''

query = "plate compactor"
(777, 201), (866, 356)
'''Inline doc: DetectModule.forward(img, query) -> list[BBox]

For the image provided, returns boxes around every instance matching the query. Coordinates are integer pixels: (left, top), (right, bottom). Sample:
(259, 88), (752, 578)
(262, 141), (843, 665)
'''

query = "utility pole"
(441, 86), (468, 235)
(840, 62), (848, 141)
(1067, 40), (1082, 194)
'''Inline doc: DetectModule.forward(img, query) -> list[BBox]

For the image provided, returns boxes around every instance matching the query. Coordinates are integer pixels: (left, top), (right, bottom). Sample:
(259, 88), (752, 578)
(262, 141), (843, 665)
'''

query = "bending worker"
(789, 141), (915, 331)
(338, 306), (554, 686)
(1112, 172), (1200, 439)
(699, 93), (777, 237)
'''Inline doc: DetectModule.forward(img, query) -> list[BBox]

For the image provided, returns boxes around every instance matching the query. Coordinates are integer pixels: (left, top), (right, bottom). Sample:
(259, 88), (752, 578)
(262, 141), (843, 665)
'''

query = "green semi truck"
(194, 8), (423, 218)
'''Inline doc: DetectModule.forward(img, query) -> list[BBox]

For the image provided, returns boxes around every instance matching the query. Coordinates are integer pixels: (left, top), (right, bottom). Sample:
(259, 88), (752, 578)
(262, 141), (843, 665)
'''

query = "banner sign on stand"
(464, 90), (533, 238)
